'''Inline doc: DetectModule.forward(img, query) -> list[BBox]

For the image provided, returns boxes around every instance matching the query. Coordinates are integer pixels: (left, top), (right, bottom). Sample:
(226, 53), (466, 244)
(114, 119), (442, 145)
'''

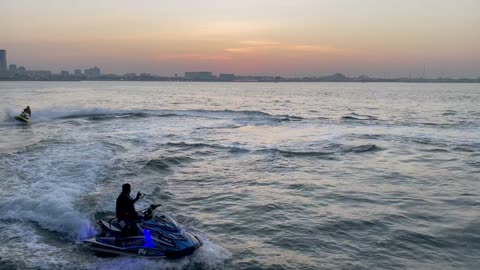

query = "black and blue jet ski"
(83, 204), (203, 259)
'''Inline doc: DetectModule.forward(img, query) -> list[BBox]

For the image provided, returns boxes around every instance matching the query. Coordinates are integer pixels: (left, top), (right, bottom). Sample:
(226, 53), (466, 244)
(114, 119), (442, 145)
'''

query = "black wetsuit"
(23, 107), (31, 116)
(116, 192), (139, 236)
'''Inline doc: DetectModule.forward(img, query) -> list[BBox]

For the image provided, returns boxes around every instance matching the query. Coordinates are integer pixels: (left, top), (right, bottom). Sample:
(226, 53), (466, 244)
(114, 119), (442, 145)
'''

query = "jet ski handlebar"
(140, 204), (162, 219)
(149, 204), (161, 211)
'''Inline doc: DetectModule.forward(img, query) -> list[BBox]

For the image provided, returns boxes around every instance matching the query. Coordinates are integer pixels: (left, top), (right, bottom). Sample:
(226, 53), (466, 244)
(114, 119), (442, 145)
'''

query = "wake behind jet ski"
(83, 184), (202, 258)
(83, 204), (203, 259)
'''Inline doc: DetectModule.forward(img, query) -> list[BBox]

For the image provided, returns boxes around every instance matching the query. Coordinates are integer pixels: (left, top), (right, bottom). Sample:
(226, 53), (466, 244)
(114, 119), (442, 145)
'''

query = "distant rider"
(116, 183), (142, 238)
(22, 106), (31, 117)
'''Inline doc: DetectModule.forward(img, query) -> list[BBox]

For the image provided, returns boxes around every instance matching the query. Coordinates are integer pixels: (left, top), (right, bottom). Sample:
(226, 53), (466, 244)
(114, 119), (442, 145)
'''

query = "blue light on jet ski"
(143, 229), (154, 248)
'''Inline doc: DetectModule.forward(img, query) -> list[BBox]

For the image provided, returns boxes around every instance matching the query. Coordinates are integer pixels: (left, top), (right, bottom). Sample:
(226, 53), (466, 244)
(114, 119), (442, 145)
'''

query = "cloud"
(240, 40), (281, 46)
(154, 54), (232, 61)
(287, 45), (346, 53)
(224, 47), (256, 53)
(225, 40), (347, 54)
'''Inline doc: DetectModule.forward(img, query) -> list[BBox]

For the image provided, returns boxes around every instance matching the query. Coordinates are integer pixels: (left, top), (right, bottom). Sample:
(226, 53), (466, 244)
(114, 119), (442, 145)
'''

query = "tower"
(0, 50), (6, 71)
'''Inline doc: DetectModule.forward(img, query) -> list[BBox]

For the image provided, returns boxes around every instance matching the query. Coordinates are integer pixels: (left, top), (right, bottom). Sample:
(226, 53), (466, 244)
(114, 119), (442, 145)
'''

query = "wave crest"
(342, 113), (378, 121)
(142, 156), (194, 172)
(262, 144), (383, 158)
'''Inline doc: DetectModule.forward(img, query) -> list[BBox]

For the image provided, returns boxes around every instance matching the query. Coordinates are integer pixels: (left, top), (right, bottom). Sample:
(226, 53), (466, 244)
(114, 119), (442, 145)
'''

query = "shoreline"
(1, 79), (479, 83)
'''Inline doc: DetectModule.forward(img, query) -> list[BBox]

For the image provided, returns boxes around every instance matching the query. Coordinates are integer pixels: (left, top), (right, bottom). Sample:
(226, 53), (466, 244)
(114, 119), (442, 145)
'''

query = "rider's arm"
(132, 191), (142, 203)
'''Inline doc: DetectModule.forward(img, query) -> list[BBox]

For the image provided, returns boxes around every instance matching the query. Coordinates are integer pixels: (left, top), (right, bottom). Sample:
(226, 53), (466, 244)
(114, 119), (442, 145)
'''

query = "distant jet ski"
(15, 112), (30, 123)
(83, 204), (203, 259)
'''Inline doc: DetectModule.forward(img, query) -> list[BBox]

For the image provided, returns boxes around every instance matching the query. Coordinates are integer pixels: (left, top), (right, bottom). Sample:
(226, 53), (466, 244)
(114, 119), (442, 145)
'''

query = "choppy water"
(0, 81), (479, 270)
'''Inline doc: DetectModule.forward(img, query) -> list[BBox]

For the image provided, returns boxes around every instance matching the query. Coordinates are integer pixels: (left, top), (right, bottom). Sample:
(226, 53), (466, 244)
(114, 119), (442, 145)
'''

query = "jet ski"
(83, 204), (203, 259)
(14, 112), (30, 123)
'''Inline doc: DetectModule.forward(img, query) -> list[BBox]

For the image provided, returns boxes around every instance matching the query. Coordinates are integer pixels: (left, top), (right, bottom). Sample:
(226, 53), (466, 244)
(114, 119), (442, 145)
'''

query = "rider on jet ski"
(23, 106), (31, 116)
(83, 185), (203, 258)
(116, 183), (142, 238)
(18, 106), (31, 119)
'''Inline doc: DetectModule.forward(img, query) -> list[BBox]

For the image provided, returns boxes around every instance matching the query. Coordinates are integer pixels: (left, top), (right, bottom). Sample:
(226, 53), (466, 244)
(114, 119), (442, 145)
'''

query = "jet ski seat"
(99, 218), (122, 233)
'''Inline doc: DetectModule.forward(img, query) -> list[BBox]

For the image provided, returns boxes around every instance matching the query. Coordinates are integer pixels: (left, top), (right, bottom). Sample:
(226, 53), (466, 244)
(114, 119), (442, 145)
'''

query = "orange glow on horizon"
(2, 0), (479, 77)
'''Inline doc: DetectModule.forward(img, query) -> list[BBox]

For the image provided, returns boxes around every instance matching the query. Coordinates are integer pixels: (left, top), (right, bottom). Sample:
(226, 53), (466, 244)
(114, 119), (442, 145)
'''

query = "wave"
(313, 216), (390, 239)
(167, 142), (227, 149)
(353, 134), (384, 140)
(74, 112), (151, 121)
(3, 107), (305, 125)
(322, 143), (384, 154)
(419, 148), (449, 153)
(164, 141), (384, 159)
(411, 138), (448, 147)
(0, 197), (95, 240)
(228, 146), (250, 153)
(2, 107), (19, 123)
(415, 122), (475, 129)
(166, 142), (250, 153)
(342, 113), (378, 121)
(142, 156), (194, 172)
(442, 110), (457, 116)
(394, 119), (480, 129)
(144, 159), (170, 171)
(420, 122), (442, 126)
(341, 144), (383, 153)
(337, 115), (480, 130)
(452, 146), (477, 153)
(281, 115), (305, 121)
(390, 229), (452, 250)
(88, 237), (231, 270)
(259, 143), (383, 158)
(0, 223), (71, 269)
(263, 149), (335, 159)
(0, 141), (114, 240)
(165, 141), (382, 158)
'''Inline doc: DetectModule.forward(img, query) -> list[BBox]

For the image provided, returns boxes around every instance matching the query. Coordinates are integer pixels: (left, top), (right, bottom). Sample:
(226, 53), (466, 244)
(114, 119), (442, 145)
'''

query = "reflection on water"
(0, 81), (479, 269)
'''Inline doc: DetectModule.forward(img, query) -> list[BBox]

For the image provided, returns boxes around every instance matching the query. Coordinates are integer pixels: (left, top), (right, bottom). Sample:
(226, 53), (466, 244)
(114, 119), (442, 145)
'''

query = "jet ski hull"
(83, 234), (202, 259)
(15, 114), (30, 122)
(83, 237), (168, 258)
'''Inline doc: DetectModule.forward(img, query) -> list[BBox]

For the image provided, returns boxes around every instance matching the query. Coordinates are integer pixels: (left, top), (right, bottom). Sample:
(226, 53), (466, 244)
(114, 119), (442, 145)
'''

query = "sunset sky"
(1, 0), (479, 77)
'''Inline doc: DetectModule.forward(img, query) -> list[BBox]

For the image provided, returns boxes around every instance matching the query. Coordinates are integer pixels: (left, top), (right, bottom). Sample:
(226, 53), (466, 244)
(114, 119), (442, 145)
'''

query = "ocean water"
(0, 81), (479, 270)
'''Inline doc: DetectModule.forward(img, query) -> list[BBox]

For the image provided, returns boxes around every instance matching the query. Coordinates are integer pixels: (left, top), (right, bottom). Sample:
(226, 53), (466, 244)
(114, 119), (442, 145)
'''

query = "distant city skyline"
(1, 0), (479, 78)
(1, 48), (479, 83)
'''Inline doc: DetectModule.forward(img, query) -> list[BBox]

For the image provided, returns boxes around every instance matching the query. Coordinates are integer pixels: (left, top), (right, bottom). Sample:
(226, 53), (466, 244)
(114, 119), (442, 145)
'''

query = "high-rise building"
(9, 64), (17, 73)
(84, 66), (101, 78)
(0, 50), (7, 71)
